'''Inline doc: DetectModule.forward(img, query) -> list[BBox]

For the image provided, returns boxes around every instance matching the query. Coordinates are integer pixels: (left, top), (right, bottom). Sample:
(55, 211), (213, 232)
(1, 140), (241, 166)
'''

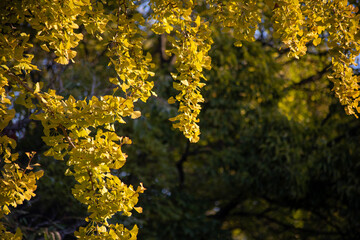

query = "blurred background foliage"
(2, 2), (360, 240)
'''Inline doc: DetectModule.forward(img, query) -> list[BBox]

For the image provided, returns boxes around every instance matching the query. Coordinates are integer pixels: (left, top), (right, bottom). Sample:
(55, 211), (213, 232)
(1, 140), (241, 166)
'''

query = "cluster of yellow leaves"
(29, 91), (146, 238)
(326, 2), (360, 116)
(272, 0), (309, 58)
(210, 0), (262, 47)
(0, 222), (22, 240)
(26, 0), (89, 64)
(81, 1), (110, 38)
(0, 4), (44, 236)
(151, 0), (212, 143)
(107, 0), (155, 103)
(75, 222), (138, 240)
(8, 78), (145, 239)
(0, 141), (43, 217)
(1, 0), (147, 239)
(0, 135), (43, 239)
(0, 72), (14, 131)
(208, 0), (360, 119)
(270, 0), (360, 116)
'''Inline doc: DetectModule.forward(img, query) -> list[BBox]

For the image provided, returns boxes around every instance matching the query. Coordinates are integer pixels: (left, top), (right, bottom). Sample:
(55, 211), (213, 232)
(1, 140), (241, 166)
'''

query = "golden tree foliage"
(151, 0), (212, 142)
(1, 0), (360, 239)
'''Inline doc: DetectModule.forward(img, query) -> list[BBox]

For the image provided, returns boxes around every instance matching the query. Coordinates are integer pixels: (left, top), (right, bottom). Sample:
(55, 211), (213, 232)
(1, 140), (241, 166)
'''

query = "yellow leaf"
(181, 80), (189, 86)
(131, 111), (141, 119)
(134, 207), (143, 213)
(313, 38), (321, 46)
(195, 16), (201, 26)
(3, 205), (10, 214)
(40, 44), (50, 52)
(109, 77), (118, 85)
(317, 26), (326, 34)
(35, 170), (44, 179)
(234, 41), (242, 47)
(34, 82), (41, 93)
(168, 97), (176, 104)
(55, 56), (69, 65)
(25, 152), (32, 159)
(67, 49), (77, 59)
(130, 224), (139, 239)
(145, 52), (152, 62)
(1, 64), (9, 70)
(122, 137), (132, 144)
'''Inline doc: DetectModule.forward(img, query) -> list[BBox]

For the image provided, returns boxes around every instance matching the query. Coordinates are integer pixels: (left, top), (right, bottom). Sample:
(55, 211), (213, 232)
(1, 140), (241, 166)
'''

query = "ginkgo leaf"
(34, 82), (41, 94)
(134, 207), (142, 213)
(131, 111), (141, 119)
(55, 56), (69, 65)
(313, 38), (321, 46)
(40, 44), (50, 52)
(168, 97), (176, 104)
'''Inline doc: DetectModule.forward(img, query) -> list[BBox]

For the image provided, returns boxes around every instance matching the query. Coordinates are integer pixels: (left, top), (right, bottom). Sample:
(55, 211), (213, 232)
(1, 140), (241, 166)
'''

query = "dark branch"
(176, 141), (190, 188)
(211, 193), (244, 220)
(291, 64), (332, 88)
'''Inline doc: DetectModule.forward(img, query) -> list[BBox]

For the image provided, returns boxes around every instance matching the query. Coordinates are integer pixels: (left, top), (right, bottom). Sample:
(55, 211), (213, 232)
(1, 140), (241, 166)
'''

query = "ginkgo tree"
(1, 0), (360, 239)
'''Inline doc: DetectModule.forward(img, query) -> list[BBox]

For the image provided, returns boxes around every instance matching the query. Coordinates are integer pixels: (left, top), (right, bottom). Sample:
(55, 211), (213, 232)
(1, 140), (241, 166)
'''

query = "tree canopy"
(1, 0), (360, 239)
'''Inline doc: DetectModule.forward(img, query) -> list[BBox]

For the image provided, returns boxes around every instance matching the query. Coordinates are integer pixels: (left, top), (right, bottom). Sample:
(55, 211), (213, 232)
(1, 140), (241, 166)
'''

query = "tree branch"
(211, 193), (244, 220)
(291, 64), (332, 88)
(176, 141), (190, 188)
